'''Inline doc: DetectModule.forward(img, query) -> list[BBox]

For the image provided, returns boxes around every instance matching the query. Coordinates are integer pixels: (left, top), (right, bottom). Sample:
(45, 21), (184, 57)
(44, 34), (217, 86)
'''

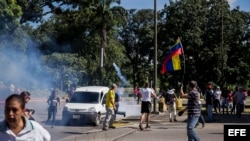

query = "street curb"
(111, 128), (136, 141)
(56, 127), (137, 141)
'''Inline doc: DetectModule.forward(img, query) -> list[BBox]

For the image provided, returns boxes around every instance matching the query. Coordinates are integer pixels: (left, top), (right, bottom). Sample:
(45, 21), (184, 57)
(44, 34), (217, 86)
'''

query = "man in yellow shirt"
(102, 84), (117, 130)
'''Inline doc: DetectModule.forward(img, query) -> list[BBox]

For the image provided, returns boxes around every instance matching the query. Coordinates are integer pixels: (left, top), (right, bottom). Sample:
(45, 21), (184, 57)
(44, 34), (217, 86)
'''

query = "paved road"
(0, 96), (142, 141)
(1, 96), (250, 141)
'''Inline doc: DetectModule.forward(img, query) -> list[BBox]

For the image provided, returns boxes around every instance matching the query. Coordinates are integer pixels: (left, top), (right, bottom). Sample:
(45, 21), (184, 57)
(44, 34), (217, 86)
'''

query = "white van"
(62, 86), (109, 126)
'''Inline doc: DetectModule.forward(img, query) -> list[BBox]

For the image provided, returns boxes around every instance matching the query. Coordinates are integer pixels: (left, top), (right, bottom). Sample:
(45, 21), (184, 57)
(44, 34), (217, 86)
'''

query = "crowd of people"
(0, 79), (248, 141)
(204, 84), (248, 120)
(0, 82), (63, 140)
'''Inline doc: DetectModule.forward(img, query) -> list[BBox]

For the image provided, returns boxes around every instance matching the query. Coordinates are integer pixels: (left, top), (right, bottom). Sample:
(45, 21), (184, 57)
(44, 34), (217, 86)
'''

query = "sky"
(118, 0), (250, 12)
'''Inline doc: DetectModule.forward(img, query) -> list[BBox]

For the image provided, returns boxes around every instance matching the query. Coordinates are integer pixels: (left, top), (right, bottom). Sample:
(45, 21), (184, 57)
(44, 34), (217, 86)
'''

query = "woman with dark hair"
(20, 91), (35, 120)
(0, 94), (51, 140)
(47, 89), (60, 128)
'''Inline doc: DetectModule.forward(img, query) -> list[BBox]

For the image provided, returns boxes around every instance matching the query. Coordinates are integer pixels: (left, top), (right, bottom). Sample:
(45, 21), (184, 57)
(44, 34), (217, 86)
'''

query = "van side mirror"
(102, 99), (106, 105)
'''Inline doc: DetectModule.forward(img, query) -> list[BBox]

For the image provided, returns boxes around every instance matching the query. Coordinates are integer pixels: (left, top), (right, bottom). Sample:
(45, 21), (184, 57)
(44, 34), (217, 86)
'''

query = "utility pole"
(221, 0), (224, 86)
(153, 0), (158, 113)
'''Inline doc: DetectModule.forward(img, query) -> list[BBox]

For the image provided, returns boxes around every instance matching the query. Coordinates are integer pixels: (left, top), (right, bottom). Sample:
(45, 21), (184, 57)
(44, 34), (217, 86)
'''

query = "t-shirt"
(106, 89), (115, 108)
(205, 89), (214, 105)
(228, 93), (233, 102)
(115, 93), (120, 103)
(0, 116), (51, 141)
(139, 87), (154, 102)
(234, 91), (246, 105)
(214, 90), (221, 100)
(134, 88), (139, 95)
(187, 89), (201, 117)
(48, 96), (60, 109)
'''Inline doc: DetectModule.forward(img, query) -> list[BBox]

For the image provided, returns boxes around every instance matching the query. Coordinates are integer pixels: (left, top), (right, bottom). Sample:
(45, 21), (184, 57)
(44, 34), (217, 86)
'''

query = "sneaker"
(139, 124), (144, 130)
(174, 119), (177, 122)
(170, 119), (172, 122)
(109, 126), (116, 129)
(102, 127), (108, 131)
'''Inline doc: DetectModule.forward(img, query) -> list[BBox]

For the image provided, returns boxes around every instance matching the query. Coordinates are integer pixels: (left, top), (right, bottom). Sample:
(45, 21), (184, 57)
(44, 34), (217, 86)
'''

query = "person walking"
(164, 89), (177, 122)
(102, 84), (117, 131)
(195, 87), (205, 128)
(221, 87), (229, 115)
(114, 92), (126, 120)
(205, 84), (214, 122)
(234, 86), (246, 118)
(231, 86), (238, 114)
(134, 86), (139, 100)
(243, 88), (248, 112)
(138, 82), (156, 130)
(227, 90), (234, 113)
(20, 91), (35, 120)
(180, 80), (201, 141)
(47, 89), (60, 128)
(0, 94), (51, 140)
(213, 86), (222, 113)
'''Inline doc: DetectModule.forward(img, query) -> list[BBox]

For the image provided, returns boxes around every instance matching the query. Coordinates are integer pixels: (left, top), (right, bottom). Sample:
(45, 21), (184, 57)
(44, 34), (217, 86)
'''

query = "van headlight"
(88, 107), (96, 112)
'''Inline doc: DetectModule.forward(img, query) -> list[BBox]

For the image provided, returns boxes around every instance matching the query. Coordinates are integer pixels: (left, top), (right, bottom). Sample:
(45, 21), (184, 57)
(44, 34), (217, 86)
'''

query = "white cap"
(167, 89), (175, 95)
(111, 83), (117, 89)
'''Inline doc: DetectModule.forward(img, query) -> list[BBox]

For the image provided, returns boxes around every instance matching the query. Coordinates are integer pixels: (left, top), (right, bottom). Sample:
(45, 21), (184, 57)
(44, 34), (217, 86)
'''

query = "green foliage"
(0, 0), (250, 92)
(41, 53), (87, 90)
(0, 0), (22, 33)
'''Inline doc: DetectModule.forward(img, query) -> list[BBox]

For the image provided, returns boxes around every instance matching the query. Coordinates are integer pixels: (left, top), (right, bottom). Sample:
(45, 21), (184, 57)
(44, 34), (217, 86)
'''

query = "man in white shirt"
(213, 86), (222, 113)
(138, 82), (156, 130)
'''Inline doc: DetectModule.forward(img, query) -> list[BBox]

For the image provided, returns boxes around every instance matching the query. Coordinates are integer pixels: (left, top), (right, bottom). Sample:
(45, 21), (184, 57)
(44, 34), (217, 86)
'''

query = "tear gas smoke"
(112, 63), (130, 86)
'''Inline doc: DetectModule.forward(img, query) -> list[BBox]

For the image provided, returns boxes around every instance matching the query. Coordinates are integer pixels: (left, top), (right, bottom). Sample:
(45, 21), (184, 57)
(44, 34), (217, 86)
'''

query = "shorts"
(141, 101), (152, 113)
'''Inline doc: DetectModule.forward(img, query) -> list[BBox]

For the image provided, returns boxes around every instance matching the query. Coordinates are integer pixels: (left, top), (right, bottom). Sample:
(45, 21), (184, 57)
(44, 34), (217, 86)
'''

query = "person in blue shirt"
(114, 92), (126, 120)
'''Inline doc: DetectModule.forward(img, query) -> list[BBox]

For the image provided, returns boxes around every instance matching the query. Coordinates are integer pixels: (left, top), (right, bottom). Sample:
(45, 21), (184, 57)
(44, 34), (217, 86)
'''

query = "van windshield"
(70, 92), (99, 103)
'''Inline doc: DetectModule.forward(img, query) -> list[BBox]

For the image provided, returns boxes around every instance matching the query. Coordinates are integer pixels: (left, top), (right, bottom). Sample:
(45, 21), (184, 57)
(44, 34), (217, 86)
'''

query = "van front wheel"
(93, 114), (101, 126)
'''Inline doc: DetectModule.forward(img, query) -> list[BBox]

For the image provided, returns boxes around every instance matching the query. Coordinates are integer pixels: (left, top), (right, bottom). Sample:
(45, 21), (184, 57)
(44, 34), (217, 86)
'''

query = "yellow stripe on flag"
(172, 55), (181, 70)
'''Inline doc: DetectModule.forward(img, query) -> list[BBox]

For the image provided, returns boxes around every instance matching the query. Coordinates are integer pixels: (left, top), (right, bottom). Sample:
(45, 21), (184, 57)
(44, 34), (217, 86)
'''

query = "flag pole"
(179, 37), (185, 85)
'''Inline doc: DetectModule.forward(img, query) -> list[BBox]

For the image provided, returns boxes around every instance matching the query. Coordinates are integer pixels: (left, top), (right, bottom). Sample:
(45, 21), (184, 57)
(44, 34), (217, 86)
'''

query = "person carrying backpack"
(164, 89), (177, 122)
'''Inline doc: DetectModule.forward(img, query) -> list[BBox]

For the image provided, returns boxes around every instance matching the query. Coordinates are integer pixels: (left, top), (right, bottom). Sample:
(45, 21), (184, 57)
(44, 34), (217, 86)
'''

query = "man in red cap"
(205, 84), (214, 122)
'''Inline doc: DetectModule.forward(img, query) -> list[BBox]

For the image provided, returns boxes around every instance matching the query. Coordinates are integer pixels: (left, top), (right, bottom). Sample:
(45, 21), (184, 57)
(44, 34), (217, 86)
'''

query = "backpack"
(164, 93), (175, 105)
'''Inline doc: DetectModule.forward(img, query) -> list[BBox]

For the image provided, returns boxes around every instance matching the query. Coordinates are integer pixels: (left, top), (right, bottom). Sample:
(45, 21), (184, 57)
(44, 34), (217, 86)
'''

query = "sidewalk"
(57, 112), (241, 141)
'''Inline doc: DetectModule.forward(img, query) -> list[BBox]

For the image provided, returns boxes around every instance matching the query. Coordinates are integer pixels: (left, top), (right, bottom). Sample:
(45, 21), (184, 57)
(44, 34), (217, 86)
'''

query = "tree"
(119, 9), (156, 88)
(225, 8), (250, 85)
(87, 0), (127, 85)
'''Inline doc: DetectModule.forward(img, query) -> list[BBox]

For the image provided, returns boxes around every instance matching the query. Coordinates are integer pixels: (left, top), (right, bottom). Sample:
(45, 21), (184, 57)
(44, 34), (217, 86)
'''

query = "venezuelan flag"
(161, 39), (183, 74)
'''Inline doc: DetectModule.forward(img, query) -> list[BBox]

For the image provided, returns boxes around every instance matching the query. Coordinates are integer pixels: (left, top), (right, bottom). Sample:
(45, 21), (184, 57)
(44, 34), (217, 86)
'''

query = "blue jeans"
(187, 115), (200, 141)
(207, 104), (213, 122)
(47, 107), (57, 126)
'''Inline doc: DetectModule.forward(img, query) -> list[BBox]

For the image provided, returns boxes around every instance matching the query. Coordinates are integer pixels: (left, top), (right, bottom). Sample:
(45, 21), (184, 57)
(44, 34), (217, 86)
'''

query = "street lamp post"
(153, 0), (158, 113)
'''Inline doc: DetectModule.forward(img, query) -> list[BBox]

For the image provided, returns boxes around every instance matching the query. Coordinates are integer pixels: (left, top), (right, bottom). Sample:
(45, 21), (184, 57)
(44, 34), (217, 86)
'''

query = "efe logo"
(224, 125), (250, 141)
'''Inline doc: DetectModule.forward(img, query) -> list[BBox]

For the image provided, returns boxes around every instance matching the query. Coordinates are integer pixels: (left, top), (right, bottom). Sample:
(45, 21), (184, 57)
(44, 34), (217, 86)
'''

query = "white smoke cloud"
(112, 63), (130, 86)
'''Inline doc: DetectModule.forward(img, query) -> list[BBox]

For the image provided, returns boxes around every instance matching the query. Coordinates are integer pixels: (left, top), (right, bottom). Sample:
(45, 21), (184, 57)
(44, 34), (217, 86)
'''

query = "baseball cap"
(167, 89), (174, 95)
